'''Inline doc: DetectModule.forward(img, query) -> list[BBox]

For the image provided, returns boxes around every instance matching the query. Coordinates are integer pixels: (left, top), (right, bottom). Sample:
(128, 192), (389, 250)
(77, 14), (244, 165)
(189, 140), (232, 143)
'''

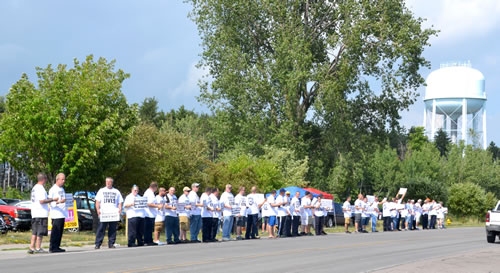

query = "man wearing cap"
(178, 187), (192, 243)
(245, 186), (261, 239)
(143, 182), (159, 246)
(275, 189), (288, 237)
(189, 183), (203, 242)
(220, 184), (235, 241)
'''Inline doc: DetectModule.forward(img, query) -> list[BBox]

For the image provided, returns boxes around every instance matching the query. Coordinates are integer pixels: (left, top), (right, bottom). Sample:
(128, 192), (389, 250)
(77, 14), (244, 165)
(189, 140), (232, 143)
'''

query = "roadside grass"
(0, 216), (484, 249)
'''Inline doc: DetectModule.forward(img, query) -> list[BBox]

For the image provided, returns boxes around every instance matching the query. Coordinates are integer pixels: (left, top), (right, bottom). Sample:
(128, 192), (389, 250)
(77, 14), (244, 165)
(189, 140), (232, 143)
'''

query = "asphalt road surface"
(2, 227), (498, 273)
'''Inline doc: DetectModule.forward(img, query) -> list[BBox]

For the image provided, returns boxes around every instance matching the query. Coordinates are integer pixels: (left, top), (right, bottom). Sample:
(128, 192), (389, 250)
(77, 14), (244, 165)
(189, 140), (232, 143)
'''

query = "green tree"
(448, 182), (486, 219)
(188, 0), (436, 156)
(408, 126), (428, 151)
(139, 97), (166, 128)
(0, 55), (137, 191)
(434, 128), (450, 157)
(488, 141), (500, 161)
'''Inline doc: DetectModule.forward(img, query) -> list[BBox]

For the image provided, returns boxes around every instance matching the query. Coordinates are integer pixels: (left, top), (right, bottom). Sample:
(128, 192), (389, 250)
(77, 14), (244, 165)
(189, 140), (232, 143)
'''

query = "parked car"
(2, 199), (21, 206)
(486, 200), (500, 243)
(0, 199), (31, 231)
(72, 196), (96, 231)
(12, 200), (32, 209)
(325, 202), (347, 227)
(0, 214), (9, 234)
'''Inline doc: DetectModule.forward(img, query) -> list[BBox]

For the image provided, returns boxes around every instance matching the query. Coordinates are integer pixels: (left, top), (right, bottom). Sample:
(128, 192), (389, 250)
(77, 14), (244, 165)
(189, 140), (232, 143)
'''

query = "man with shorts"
(354, 194), (364, 233)
(178, 187), (192, 243)
(301, 192), (314, 235)
(234, 186), (246, 240)
(154, 187), (167, 245)
(29, 173), (56, 254)
(343, 196), (352, 233)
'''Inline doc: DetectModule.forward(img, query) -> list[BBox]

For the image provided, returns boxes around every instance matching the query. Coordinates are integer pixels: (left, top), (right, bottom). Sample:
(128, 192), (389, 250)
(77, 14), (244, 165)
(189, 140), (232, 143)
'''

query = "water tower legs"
(462, 98), (467, 143)
(431, 99), (436, 140)
(483, 105), (487, 149)
(451, 118), (458, 143)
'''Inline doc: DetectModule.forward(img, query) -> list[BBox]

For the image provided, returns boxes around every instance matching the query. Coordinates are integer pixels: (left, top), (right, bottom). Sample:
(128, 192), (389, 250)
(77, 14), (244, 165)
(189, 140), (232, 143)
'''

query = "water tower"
(423, 62), (487, 149)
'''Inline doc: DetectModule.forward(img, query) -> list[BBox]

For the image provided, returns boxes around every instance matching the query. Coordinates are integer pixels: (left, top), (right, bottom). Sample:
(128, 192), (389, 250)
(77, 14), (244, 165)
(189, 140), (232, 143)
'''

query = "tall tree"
(188, 0), (436, 156)
(434, 128), (450, 157)
(139, 97), (166, 128)
(0, 55), (137, 191)
(488, 141), (500, 161)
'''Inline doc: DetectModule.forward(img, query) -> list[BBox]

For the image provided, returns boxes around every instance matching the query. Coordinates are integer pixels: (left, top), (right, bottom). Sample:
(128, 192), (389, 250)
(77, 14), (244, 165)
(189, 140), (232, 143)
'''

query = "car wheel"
(327, 218), (333, 227)
(68, 227), (80, 233)
(487, 233), (496, 243)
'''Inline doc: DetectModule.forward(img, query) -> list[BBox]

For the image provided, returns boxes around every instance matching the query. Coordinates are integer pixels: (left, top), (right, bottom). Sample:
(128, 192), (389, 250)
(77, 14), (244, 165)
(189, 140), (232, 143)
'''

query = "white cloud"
(169, 62), (209, 99)
(406, 0), (500, 44)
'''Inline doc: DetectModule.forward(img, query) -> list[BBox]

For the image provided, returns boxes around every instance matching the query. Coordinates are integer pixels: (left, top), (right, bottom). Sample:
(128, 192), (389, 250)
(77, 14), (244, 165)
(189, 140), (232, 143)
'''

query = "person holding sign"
(95, 177), (123, 249)
(200, 187), (213, 242)
(143, 182), (159, 246)
(245, 186), (261, 240)
(291, 191), (302, 236)
(28, 173), (55, 254)
(342, 196), (352, 234)
(210, 188), (221, 241)
(165, 187), (180, 244)
(48, 173), (67, 253)
(178, 187), (192, 243)
(154, 187), (167, 245)
(234, 186), (246, 240)
(188, 183), (203, 243)
(124, 185), (145, 247)
(220, 184), (235, 241)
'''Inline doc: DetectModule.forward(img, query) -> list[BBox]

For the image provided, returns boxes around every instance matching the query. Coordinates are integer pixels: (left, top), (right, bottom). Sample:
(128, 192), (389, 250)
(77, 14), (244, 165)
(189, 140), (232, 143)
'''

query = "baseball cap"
(192, 183), (200, 187)
(183, 186), (191, 192)
(279, 189), (286, 193)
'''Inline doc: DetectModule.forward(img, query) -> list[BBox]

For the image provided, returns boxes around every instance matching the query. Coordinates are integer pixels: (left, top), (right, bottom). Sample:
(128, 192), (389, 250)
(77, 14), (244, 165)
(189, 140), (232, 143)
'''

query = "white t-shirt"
(234, 194), (247, 217)
(343, 201), (352, 218)
(312, 198), (324, 217)
(31, 184), (49, 218)
(361, 201), (369, 217)
(143, 188), (157, 218)
(291, 196), (301, 217)
(276, 195), (287, 217)
(210, 194), (220, 218)
(165, 194), (178, 217)
(354, 199), (363, 214)
(188, 191), (201, 216)
(246, 193), (260, 215)
(220, 191), (234, 217)
(124, 193), (145, 218)
(415, 203), (422, 216)
(301, 197), (312, 217)
(262, 196), (275, 217)
(370, 201), (379, 216)
(382, 202), (391, 217)
(95, 187), (123, 213)
(390, 202), (398, 217)
(178, 194), (190, 217)
(429, 203), (438, 216)
(200, 192), (213, 218)
(155, 195), (166, 222)
(400, 204), (408, 218)
(48, 184), (67, 219)
(422, 203), (430, 215)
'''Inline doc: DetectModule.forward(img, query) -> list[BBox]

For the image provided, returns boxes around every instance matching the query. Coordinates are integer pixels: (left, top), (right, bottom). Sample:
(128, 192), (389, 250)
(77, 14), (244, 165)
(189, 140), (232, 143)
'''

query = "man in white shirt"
(48, 173), (67, 253)
(300, 192), (314, 236)
(29, 173), (57, 254)
(275, 189), (288, 237)
(200, 187), (214, 242)
(164, 187), (180, 244)
(234, 186), (246, 240)
(429, 199), (438, 229)
(390, 198), (398, 231)
(220, 184), (235, 241)
(370, 197), (380, 232)
(245, 186), (262, 239)
(382, 197), (391, 231)
(283, 191), (292, 237)
(312, 194), (325, 236)
(178, 187), (192, 242)
(264, 190), (279, 238)
(291, 191), (302, 236)
(361, 197), (369, 233)
(95, 177), (123, 249)
(154, 187), (167, 244)
(124, 185), (145, 247)
(143, 182), (158, 246)
(343, 196), (352, 234)
(210, 188), (221, 241)
(354, 194), (364, 233)
(422, 198), (430, 229)
(415, 199), (422, 230)
(188, 183), (203, 242)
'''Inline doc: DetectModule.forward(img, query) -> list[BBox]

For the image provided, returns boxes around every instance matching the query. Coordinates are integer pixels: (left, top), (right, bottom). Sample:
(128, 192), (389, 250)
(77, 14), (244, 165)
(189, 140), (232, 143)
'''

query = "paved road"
(2, 227), (498, 273)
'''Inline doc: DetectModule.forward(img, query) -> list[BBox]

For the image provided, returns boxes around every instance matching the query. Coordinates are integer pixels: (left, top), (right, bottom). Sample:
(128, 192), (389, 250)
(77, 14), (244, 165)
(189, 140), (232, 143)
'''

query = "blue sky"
(1, 0), (499, 144)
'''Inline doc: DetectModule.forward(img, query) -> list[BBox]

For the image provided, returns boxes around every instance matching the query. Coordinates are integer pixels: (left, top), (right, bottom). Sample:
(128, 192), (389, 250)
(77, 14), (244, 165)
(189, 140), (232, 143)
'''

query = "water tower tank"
(423, 63), (487, 149)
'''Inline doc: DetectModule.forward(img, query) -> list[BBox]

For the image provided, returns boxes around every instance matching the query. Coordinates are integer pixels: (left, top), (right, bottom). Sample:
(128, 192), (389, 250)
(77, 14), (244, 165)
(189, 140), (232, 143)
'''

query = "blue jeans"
(222, 216), (234, 239)
(164, 216), (179, 243)
(371, 214), (377, 232)
(190, 215), (202, 241)
(392, 217), (398, 230)
(405, 215), (412, 229)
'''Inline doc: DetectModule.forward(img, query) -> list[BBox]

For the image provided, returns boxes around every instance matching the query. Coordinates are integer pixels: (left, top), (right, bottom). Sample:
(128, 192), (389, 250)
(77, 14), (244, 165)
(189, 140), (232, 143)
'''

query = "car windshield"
(79, 199), (95, 210)
(0, 199), (7, 205)
(496, 203), (500, 212)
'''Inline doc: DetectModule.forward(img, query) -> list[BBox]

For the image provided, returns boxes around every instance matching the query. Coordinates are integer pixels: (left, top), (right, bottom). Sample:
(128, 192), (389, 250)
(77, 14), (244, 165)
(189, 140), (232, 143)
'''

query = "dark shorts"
(354, 213), (362, 223)
(262, 216), (269, 225)
(236, 216), (246, 227)
(32, 218), (48, 236)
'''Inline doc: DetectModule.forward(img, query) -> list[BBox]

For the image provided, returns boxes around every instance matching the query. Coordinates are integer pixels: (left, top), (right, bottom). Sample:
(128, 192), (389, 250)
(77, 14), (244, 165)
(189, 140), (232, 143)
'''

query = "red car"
(0, 199), (32, 231)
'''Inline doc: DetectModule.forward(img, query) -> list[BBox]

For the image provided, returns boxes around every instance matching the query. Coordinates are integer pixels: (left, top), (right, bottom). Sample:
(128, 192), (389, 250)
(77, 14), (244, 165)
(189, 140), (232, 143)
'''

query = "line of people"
(342, 193), (447, 234)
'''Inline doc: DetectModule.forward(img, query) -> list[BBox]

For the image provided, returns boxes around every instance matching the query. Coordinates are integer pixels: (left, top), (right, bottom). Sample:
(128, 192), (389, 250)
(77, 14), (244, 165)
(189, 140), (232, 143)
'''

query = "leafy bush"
(448, 182), (486, 218)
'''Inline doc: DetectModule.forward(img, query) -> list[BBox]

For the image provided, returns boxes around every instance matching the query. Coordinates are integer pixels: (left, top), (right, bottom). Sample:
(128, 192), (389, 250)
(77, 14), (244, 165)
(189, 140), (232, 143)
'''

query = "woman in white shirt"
(436, 201), (444, 229)
(124, 185), (145, 247)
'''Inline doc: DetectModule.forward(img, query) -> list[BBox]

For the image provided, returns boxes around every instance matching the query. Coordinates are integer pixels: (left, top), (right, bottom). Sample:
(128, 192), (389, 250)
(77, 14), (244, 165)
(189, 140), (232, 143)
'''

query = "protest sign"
(65, 193), (74, 208)
(232, 207), (241, 215)
(48, 200), (79, 230)
(321, 199), (333, 209)
(100, 207), (120, 222)
(177, 202), (186, 213)
(134, 197), (148, 209)
(367, 195), (375, 204)
(398, 188), (407, 195)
